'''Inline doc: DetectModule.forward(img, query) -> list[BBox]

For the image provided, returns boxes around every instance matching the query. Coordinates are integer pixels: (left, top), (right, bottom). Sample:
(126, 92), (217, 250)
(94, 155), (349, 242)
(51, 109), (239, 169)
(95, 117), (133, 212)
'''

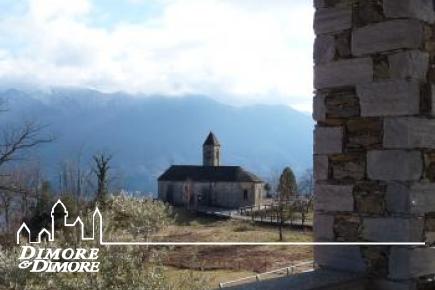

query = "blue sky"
(0, 0), (314, 111)
(85, 0), (164, 28)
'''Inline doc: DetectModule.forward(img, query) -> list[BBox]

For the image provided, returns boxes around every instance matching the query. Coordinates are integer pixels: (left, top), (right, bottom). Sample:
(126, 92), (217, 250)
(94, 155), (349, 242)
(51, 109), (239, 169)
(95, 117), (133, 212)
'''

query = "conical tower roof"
(203, 132), (220, 146)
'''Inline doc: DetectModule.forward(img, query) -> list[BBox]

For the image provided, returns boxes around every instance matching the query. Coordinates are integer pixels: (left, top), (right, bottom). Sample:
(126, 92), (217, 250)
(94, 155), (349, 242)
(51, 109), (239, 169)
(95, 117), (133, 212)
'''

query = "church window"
(243, 190), (248, 200)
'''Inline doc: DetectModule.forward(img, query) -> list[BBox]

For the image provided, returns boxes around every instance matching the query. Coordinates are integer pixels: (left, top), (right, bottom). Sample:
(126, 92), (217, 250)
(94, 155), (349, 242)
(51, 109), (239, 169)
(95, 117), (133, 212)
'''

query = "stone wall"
(313, 1), (435, 289)
(158, 181), (263, 209)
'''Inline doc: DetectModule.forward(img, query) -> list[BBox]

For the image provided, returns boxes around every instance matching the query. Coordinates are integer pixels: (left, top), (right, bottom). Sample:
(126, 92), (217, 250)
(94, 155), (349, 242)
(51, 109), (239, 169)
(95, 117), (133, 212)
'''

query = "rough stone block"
(367, 150), (423, 181)
(330, 154), (365, 181)
(314, 213), (334, 241)
(314, 35), (335, 64)
(313, 0), (326, 9)
(426, 153), (435, 182)
(357, 80), (420, 117)
(426, 217), (435, 243)
(362, 217), (424, 242)
(432, 85), (435, 116)
(386, 182), (411, 215)
(389, 50), (429, 81)
(334, 215), (360, 241)
(314, 126), (343, 154)
(314, 7), (352, 34)
(314, 245), (366, 273)
(370, 279), (417, 290)
(427, 232), (435, 244)
(354, 182), (386, 215)
(387, 182), (435, 216)
(373, 55), (390, 80)
(426, 217), (435, 230)
(313, 94), (326, 121)
(346, 118), (382, 150)
(411, 183), (435, 215)
(352, 20), (424, 56)
(315, 184), (354, 212)
(425, 152), (435, 182)
(389, 247), (435, 279)
(314, 58), (372, 89)
(355, 1), (384, 26)
(384, 0), (435, 24)
(325, 91), (360, 118)
(384, 117), (435, 149)
(335, 31), (351, 58)
(314, 155), (329, 180)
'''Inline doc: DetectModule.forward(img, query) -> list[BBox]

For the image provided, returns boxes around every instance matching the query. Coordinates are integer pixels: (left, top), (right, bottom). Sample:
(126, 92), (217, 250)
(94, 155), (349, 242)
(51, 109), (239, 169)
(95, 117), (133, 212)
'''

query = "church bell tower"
(203, 132), (220, 166)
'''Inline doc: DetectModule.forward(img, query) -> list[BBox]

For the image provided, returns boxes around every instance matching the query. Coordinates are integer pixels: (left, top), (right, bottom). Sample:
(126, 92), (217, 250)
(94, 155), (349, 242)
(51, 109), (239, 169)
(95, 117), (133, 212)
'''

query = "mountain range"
(0, 88), (314, 193)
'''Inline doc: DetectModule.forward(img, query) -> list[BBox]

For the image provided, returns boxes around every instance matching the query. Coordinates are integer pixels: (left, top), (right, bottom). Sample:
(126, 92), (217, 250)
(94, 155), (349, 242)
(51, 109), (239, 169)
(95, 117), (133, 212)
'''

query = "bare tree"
(58, 160), (80, 197)
(0, 122), (52, 168)
(17, 163), (41, 217)
(0, 99), (52, 234)
(0, 121), (52, 193)
(0, 164), (41, 231)
(92, 153), (112, 203)
(295, 197), (313, 227)
(267, 167), (282, 198)
(0, 190), (13, 231)
(297, 168), (314, 197)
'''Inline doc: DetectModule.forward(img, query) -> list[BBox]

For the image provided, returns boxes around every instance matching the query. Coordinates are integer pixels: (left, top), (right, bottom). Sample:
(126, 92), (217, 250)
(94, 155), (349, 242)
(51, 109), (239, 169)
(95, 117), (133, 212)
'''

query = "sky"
(0, 0), (314, 111)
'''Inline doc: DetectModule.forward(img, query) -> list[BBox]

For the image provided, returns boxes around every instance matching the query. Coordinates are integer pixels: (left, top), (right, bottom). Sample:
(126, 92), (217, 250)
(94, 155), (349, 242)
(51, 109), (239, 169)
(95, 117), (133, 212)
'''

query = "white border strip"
(100, 241), (426, 246)
(16, 201), (430, 247)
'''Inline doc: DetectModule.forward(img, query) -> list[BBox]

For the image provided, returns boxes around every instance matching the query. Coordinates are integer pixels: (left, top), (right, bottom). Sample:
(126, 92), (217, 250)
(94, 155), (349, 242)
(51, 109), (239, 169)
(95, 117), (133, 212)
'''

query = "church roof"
(158, 165), (263, 183)
(203, 132), (220, 146)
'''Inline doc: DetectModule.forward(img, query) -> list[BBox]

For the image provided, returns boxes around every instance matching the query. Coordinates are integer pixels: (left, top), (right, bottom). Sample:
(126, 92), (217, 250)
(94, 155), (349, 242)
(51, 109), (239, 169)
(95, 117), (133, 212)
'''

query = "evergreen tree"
(276, 167), (297, 241)
(277, 167), (297, 199)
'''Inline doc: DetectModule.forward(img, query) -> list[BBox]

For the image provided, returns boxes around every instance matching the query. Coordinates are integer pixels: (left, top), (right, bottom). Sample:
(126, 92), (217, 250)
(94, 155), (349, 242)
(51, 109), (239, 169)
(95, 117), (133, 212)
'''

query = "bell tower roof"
(203, 132), (220, 146)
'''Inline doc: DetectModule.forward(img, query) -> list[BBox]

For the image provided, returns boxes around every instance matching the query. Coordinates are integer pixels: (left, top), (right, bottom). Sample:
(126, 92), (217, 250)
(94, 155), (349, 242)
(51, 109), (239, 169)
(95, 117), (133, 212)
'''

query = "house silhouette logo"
(16, 199), (103, 245)
(16, 200), (103, 273)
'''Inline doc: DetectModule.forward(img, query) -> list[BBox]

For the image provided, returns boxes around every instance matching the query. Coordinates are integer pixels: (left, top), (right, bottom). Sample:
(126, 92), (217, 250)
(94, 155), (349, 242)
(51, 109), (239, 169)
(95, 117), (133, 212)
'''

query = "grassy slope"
(154, 208), (313, 289)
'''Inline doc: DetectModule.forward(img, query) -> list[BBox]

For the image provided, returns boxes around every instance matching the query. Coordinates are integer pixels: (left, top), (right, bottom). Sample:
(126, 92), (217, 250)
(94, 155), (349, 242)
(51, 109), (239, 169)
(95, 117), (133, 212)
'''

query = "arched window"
(243, 189), (248, 201)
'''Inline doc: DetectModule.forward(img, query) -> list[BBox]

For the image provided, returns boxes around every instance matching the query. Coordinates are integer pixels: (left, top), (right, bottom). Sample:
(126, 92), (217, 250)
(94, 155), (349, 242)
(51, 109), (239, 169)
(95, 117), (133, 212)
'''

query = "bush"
(3, 195), (178, 290)
(104, 195), (173, 240)
(232, 223), (254, 232)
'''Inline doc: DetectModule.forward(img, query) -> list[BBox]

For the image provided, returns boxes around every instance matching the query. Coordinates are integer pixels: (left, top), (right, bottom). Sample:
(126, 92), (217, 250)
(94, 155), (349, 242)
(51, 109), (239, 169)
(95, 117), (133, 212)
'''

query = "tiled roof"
(158, 165), (263, 183)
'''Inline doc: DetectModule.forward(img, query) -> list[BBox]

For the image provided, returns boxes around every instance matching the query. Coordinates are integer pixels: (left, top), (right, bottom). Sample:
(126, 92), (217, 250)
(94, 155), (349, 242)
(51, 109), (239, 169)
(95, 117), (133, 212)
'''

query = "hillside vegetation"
(2, 197), (313, 290)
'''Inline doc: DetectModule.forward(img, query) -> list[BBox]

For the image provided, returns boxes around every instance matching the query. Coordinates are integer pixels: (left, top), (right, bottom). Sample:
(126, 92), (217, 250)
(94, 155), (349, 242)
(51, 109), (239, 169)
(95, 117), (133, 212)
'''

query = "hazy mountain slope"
(0, 89), (314, 193)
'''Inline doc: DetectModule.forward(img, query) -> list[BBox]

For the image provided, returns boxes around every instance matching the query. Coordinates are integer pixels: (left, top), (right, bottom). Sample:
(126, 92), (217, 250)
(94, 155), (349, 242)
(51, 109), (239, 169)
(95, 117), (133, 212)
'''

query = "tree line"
(0, 96), (119, 241)
(262, 166), (313, 241)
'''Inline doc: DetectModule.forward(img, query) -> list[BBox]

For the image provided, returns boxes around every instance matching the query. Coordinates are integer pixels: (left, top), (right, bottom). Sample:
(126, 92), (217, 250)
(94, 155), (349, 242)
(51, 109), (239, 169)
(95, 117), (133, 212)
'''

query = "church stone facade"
(158, 132), (264, 209)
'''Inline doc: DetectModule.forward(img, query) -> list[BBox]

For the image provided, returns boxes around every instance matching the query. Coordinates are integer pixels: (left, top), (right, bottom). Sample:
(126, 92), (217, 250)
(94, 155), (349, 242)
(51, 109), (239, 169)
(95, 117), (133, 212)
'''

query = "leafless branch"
(92, 152), (113, 201)
(0, 121), (54, 167)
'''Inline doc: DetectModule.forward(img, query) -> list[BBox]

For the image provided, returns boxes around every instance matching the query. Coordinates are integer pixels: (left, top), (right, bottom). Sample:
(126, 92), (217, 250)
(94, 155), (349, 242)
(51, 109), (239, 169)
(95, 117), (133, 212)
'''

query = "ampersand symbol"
(18, 261), (32, 269)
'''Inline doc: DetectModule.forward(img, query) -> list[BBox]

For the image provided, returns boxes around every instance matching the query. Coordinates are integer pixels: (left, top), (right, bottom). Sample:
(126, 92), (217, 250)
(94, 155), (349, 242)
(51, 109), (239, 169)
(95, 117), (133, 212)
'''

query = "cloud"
(28, 0), (91, 20)
(0, 0), (314, 111)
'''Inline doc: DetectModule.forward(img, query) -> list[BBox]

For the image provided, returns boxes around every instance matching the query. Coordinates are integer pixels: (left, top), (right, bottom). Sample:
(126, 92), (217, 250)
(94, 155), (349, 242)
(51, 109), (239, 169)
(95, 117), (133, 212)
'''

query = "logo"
(16, 200), (102, 273)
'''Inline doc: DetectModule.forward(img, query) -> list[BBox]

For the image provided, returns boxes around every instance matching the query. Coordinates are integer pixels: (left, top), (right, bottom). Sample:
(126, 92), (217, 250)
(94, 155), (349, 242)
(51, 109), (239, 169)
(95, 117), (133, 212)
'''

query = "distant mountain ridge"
(0, 88), (314, 193)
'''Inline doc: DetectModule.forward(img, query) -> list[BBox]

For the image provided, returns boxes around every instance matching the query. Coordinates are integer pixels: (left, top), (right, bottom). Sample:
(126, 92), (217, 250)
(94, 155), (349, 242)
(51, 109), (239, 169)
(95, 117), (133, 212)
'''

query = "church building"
(158, 132), (264, 209)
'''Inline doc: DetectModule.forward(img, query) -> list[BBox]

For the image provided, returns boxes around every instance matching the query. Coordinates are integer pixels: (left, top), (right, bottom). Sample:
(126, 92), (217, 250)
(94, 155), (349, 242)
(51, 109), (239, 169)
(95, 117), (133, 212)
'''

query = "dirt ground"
(164, 245), (312, 273)
(154, 208), (313, 274)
